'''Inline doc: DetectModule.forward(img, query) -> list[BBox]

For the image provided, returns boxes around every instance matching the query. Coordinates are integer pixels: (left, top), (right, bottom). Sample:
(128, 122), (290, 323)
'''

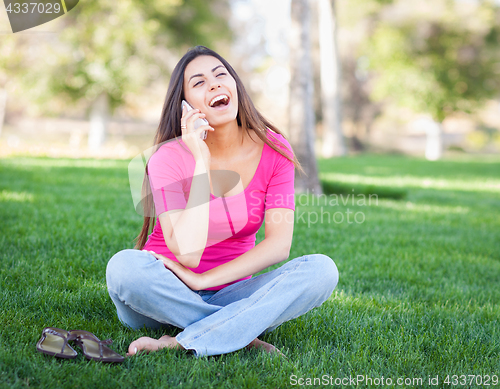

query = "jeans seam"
(206, 280), (251, 303)
(178, 258), (304, 349)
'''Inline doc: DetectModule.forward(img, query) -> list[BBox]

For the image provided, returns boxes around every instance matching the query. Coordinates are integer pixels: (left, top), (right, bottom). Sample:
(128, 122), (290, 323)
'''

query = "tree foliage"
(363, 0), (500, 122)
(1, 0), (231, 116)
(139, 0), (231, 49)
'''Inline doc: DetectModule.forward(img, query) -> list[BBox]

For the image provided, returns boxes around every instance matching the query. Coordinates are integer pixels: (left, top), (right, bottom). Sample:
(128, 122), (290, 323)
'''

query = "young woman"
(106, 46), (339, 357)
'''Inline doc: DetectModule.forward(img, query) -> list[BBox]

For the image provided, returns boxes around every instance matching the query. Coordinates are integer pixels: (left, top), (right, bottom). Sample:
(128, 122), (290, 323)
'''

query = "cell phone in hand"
(181, 100), (209, 140)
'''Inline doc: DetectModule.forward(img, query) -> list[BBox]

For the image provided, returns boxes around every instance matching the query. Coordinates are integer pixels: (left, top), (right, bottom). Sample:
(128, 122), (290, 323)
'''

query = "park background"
(1, 0), (499, 388)
(1, 0), (500, 162)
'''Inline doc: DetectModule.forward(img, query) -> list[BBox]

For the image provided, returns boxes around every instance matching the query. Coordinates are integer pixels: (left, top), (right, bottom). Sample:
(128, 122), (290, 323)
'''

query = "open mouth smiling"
(209, 94), (230, 108)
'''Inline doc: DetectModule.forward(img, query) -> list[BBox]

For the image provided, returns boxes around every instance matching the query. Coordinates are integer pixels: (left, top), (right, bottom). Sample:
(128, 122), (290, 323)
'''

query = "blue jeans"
(106, 249), (339, 357)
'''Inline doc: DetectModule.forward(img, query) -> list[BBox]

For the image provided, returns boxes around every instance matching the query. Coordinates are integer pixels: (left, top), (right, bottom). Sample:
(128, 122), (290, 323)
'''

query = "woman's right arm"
(158, 106), (214, 269)
(160, 159), (211, 268)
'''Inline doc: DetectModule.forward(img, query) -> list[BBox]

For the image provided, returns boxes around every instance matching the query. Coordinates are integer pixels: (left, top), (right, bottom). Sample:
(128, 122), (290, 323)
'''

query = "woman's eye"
(194, 80), (203, 87)
(216, 73), (227, 77)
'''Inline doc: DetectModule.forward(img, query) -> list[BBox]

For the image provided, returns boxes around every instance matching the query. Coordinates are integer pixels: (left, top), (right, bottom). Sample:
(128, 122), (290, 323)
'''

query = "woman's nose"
(209, 82), (221, 91)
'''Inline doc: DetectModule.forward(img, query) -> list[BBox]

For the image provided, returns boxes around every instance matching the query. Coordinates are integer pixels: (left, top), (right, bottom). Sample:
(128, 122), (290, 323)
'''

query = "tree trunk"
(310, 0), (323, 137)
(289, 0), (323, 196)
(425, 119), (443, 161)
(0, 89), (7, 138)
(319, 0), (346, 158)
(88, 92), (109, 152)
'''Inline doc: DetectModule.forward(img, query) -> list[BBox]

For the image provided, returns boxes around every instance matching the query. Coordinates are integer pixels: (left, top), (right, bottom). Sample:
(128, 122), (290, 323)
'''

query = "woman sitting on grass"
(106, 45), (339, 357)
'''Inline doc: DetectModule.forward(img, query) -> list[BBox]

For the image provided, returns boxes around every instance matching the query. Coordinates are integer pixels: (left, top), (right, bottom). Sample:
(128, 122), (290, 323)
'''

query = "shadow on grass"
(321, 180), (407, 200)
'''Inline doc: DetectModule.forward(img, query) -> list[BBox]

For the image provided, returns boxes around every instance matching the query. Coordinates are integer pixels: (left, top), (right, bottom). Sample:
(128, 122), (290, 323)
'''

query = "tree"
(2, 0), (231, 152)
(0, 26), (32, 137)
(364, 0), (500, 159)
(289, 0), (323, 195)
(335, 0), (392, 150)
(318, 0), (346, 157)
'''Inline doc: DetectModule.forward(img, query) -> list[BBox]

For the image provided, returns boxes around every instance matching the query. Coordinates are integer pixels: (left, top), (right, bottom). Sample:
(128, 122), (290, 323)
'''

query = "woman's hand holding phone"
(180, 104), (214, 166)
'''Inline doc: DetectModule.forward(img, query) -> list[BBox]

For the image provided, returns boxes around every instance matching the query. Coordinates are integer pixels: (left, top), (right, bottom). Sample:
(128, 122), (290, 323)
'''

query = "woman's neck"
(206, 120), (245, 162)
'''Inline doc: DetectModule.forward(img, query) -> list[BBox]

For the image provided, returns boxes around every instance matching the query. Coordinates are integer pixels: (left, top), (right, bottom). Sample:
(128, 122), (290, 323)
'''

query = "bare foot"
(127, 335), (184, 356)
(246, 338), (285, 357)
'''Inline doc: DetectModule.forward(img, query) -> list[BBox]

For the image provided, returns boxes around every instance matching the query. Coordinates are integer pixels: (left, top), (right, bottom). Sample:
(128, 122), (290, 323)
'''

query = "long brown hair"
(135, 45), (304, 249)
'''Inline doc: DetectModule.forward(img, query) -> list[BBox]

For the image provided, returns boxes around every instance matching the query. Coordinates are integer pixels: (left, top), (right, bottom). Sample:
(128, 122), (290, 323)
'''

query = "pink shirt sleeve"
(147, 143), (189, 217)
(264, 134), (296, 211)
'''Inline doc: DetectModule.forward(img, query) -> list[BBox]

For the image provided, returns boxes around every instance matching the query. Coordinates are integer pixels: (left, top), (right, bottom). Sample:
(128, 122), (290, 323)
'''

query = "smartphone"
(181, 100), (209, 140)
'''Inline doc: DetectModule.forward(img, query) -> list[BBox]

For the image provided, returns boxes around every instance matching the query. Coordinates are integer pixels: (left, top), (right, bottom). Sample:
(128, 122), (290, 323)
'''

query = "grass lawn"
(0, 153), (499, 388)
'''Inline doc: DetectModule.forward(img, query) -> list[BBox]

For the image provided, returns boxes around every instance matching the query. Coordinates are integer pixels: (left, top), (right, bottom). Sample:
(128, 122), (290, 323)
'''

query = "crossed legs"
(106, 249), (339, 357)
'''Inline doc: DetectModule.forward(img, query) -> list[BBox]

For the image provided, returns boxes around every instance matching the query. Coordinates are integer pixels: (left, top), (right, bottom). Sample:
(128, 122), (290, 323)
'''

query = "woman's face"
(183, 55), (238, 127)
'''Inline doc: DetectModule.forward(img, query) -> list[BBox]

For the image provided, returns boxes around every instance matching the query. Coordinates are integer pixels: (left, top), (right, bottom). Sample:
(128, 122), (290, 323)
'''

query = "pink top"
(143, 131), (295, 290)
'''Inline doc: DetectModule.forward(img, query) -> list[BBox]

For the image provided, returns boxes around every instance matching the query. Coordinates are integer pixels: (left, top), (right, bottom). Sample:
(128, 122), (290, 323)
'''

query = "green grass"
(1, 154), (499, 388)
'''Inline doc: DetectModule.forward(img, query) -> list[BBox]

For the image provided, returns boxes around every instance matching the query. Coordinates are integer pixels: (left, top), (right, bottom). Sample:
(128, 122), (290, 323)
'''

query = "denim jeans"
(105, 249), (339, 357)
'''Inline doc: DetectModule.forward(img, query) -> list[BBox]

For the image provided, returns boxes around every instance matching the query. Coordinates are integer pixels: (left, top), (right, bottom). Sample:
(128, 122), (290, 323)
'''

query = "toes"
(248, 338), (285, 356)
(127, 342), (139, 356)
(127, 336), (153, 356)
(125, 335), (182, 357)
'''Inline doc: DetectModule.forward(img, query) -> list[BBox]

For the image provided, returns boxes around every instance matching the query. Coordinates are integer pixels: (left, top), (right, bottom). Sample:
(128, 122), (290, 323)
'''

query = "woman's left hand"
(143, 250), (207, 291)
